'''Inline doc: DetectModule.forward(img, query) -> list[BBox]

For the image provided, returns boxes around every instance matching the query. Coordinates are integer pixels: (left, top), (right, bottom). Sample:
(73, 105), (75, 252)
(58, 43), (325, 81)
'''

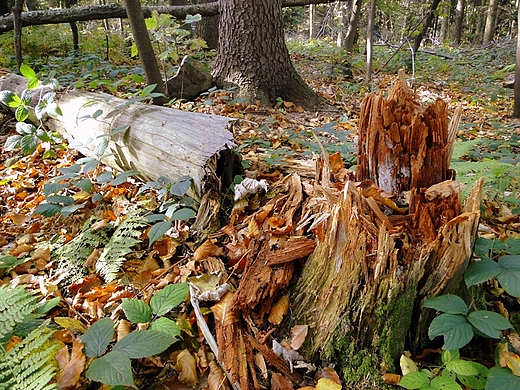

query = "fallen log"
(290, 70), (482, 386)
(0, 73), (237, 232)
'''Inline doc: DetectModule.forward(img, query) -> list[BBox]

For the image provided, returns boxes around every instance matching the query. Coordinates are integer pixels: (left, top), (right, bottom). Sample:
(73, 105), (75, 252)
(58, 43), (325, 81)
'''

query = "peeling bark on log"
(0, 73), (235, 193)
(291, 71), (481, 386)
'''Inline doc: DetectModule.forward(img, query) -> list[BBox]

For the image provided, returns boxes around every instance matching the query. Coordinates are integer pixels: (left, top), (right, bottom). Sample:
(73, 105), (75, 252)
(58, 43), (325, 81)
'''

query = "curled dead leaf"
(314, 367), (341, 385)
(117, 319), (132, 342)
(176, 349), (198, 387)
(268, 295), (290, 325)
(211, 290), (238, 326)
(208, 360), (229, 390)
(382, 373), (402, 386)
(194, 239), (224, 261)
(271, 372), (294, 390)
(290, 324), (308, 351)
(56, 338), (86, 390)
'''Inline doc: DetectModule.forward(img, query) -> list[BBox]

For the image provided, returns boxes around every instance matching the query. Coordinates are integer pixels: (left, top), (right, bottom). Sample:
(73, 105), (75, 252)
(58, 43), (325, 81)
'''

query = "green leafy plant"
(121, 282), (189, 338)
(398, 350), (488, 390)
(0, 64), (65, 158)
(34, 126), (139, 218)
(83, 283), (188, 388)
(141, 175), (198, 246)
(424, 294), (511, 351)
(0, 285), (62, 389)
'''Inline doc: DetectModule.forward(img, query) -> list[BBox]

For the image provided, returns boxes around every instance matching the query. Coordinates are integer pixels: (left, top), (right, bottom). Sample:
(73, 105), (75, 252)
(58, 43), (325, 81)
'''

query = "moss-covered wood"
(291, 71), (482, 386)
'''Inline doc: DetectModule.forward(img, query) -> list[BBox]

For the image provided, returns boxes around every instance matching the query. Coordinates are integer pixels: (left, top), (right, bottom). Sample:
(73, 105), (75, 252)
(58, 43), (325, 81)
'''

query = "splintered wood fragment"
(265, 237), (317, 266)
(246, 334), (304, 385)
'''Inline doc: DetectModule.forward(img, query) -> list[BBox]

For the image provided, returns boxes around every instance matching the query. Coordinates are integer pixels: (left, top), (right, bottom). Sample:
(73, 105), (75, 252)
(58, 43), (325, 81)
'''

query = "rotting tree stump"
(291, 70), (482, 386)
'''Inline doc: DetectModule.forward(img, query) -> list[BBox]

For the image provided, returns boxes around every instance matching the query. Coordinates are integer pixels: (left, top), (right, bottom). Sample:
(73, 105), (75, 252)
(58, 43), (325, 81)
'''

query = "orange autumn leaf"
(504, 351), (520, 376)
(314, 367), (341, 385)
(56, 338), (86, 390)
(290, 324), (308, 351)
(211, 290), (238, 326)
(382, 373), (402, 386)
(10, 243), (35, 256)
(271, 372), (294, 390)
(268, 295), (290, 325)
(194, 239), (223, 261)
(329, 152), (344, 173)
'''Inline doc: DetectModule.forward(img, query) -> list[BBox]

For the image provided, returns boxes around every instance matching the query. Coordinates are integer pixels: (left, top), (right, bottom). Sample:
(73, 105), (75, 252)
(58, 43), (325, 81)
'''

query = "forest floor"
(0, 36), (520, 390)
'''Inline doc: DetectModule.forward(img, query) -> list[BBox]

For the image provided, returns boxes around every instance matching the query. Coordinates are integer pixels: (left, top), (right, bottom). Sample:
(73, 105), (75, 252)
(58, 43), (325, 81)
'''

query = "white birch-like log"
(0, 73), (235, 195)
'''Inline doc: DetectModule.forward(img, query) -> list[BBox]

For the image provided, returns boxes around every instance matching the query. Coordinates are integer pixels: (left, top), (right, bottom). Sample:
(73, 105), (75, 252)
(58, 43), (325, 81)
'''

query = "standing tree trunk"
(344, 0), (362, 53)
(453, 0), (465, 45)
(336, 1), (347, 47)
(439, 1), (450, 42)
(12, 0), (22, 70)
(483, 0), (499, 44)
(365, 0), (376, 84)
(124, 0), (167, 105)
(413, 0), (442, 54)
(514, 2), (520, 117)
(212, 0), (324, 109)
(291, 71), (482, 386)
(193, 0), (219, 50)
(309, 3), (317, 38)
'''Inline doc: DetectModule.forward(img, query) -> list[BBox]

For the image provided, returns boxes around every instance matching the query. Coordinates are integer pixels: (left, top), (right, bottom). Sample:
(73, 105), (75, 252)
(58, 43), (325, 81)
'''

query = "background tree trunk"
(365, 0), (376, 84)
(413, 0), (442, 53)
(514, 2), (520, 117)
(344, 0), (361, 53)
(212, 0), (324, 108)
(309, 3), (317, 38)
(291, 72), (481, 386)
(453, 0), (465, 45)
(12, 0), (22, 70)
(124, 0), (167, 105)
(193, 0), (219, 50)
(439, 2), (449, 42)
(483, 0), (499, 44)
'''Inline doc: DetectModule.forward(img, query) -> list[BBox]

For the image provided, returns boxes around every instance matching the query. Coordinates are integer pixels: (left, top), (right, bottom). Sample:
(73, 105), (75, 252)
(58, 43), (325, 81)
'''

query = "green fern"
(0, 323), (60, 390)
(96, 210), (148, 282)
(0, 286), (60, 389)
(0, 285), (37, 342)
(54, 216), (110, 283)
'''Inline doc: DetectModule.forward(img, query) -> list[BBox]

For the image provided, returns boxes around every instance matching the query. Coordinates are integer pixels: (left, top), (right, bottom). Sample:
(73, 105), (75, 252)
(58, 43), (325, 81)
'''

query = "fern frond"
(96, 210), (148, 282)
(0, 323), (60, 390)
(54, 216), (110, 283)
(0, 285), (37, 342)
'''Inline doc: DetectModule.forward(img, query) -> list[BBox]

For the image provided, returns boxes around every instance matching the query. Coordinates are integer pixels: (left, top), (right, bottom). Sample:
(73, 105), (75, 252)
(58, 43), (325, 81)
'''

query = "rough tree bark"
(212, 0), (324, 108)
(193, 0), (219, 50)
(124, 0), (167, 105)
(291, 71), (482, 386)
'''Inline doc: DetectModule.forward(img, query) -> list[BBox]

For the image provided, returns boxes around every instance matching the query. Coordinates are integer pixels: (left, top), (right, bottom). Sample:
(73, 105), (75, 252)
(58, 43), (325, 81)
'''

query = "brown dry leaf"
(194, 239), (223, 261)
(53, 329), (74, 344)
(248, 216), (261, 238)
(271, 372), (294, 390)
(268, 295), (290, 325)
(56, 338), (86, 390)
(10, 243), (35, 256)
(255, 203), (274, 224)
(314, 367), (341, 385)
(208, 360), (229, 390)
(211, 290), (238, 326)
(10, 213), (29, 225)
(504, 351), (520, 376)
(116, 319), (132, 341)
(382, 373), (402, 386)
(176, 349), (198, 387)
(315, 378), (341, 390)
(329, 152), (344, 173)
(254, 352), (268, 379)
(290, 324), (308, 351)
(30, 247), (50, 262)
